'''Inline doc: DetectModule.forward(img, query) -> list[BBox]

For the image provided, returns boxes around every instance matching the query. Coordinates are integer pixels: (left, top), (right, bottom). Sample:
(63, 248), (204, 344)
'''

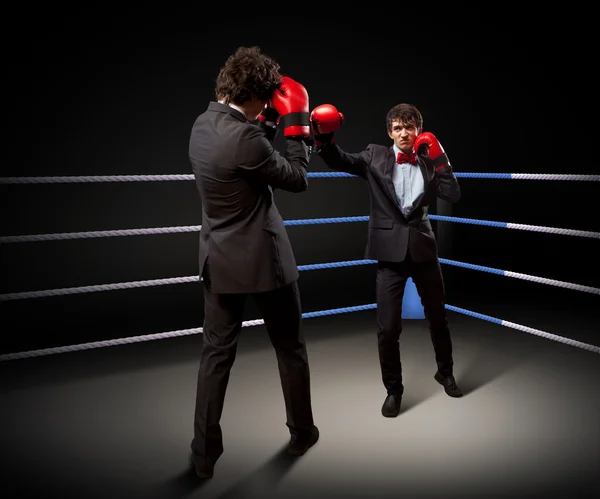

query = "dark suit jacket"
(317, 143), (460, 263)
(189, 102), (310, 293)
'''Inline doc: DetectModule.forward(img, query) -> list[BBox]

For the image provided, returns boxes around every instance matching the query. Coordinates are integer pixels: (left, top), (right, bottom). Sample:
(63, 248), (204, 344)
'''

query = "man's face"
(388, 120), (420, 154)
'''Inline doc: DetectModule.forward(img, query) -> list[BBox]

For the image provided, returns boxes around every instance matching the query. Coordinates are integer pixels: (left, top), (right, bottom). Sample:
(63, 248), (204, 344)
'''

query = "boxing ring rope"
(1, 172), (599, 183)
(1, 215), (599, 244)
(1, 298), (599, 362)
(1, 173), (599, 361)
(2, 256), (598, 303)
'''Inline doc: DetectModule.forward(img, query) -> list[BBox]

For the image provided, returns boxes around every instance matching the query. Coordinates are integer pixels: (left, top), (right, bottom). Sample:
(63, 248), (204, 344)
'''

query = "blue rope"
(302, 303), (377, 318)
(307, 172), (354, 178)
(428, 215), (508, 228)
(300, 302), (504, 326)
(438, 258), (505, 275)
(303, 302), (505, 326)
(444, 305), (503, 325)
(283, 214), (508, 229)
(284, 216), (369, 226)
(298, 258), (506, 278)
(297, 259), (376, 271)
(306, 172), (513, 179)
(454, 173), (512, 179)
(306, 172), (599, 180)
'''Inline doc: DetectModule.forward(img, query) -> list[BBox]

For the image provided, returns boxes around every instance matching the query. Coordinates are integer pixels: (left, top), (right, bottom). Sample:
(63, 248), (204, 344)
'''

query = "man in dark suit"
(309, 102), (463, 418)
(188, 46), (319, 479)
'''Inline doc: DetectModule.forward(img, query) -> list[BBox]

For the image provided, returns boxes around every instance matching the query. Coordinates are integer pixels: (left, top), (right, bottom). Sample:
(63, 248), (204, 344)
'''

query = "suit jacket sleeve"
(237, 125), (309, 193)
(316, 143), (371, 179)
(433, 162), (461, 203)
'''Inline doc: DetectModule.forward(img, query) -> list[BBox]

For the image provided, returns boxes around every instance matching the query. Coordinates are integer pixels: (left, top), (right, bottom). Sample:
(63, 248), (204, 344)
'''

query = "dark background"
(1, 9), (598, 354)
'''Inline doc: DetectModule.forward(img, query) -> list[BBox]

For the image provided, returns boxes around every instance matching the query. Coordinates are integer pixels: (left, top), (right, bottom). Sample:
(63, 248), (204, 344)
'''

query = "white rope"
(439, 258), (600, 295)
(501, 320), (600, 354)
(510, 174), (600, 181)
(2, 304), (599, 361)
(503, 271), (600, 295)
(0, 175), (195, 184)
(506, 223), (600, 239)
(3, 259), (599, 302)
(446, 305), (600, 355)
(2, 219), (598, 244)
(1, 173), (599, 184)
(0, 319), (265, 361)
(0, 276), (201, 301)
(0, 225), (202, 243)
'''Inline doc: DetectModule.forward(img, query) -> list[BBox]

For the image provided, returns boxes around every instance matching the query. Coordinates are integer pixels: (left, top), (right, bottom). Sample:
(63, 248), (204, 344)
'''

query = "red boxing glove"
(310, 104), (344, 146)
(414, 132), (450, 171)
(271, 76), (310, 137)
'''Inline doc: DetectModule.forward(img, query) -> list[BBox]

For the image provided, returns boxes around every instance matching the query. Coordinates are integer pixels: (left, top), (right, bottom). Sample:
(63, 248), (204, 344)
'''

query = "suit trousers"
(376, 253), (454, 395)
(191, 262), (314, 465)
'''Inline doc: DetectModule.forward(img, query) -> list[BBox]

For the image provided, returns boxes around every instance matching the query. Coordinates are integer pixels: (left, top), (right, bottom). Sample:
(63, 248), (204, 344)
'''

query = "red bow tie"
(397, 152), (417, 165)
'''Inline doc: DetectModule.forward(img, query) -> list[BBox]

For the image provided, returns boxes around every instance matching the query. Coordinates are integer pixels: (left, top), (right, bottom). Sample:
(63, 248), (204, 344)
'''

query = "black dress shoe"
(288, 425), (319, 456)
(381, 393), (401, 417)
(434, 372), (463, 397)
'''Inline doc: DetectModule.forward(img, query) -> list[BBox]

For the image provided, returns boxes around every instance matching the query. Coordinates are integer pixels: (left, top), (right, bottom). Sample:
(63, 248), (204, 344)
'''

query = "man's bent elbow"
(448, 192), (461, 204)
(295, 177), (309, 192)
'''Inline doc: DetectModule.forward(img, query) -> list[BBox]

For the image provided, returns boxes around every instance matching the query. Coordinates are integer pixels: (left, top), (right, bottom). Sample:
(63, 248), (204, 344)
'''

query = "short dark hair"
(215, 46), (283, 105)
(385, 103), (423, 132)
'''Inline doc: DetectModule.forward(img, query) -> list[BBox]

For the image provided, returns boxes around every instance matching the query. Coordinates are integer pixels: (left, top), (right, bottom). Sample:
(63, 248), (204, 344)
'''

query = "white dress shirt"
(392, 145), (425, 219)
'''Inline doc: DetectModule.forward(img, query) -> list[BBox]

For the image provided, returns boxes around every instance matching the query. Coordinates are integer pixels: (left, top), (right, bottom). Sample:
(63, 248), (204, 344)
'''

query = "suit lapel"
(384, 149), (434, 219)
(386, 152), (432, 221)
(383, 148), (400, 207)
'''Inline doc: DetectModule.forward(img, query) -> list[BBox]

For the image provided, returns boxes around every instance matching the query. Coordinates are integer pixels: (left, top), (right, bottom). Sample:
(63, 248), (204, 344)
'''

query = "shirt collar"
(218, 100), (246, 119)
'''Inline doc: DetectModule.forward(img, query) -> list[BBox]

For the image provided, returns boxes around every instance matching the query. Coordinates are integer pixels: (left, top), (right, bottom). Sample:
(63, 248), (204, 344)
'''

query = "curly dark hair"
(385, 103), (423, 133)
(215, 46), (283, 105)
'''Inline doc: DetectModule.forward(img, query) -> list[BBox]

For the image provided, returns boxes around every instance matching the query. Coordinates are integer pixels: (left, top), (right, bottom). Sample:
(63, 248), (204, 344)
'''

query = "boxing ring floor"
(1, 301), (599, 499)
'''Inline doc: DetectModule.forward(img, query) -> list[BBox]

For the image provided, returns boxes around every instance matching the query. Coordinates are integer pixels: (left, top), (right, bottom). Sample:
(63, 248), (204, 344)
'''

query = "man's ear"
(387, 130), (394, 140)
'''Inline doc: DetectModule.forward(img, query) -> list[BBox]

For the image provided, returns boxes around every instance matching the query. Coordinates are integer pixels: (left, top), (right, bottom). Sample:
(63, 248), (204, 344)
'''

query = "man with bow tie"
(310, 102), (463, 418)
